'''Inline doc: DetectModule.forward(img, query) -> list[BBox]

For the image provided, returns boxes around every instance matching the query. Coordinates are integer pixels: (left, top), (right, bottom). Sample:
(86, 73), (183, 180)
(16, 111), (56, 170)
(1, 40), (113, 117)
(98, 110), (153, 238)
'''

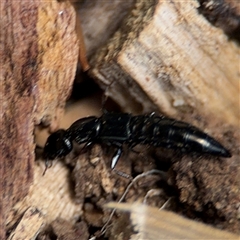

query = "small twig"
(159, 197), (173, 210)
(100, 169), (167, 235)
(143, 189), (164, 204)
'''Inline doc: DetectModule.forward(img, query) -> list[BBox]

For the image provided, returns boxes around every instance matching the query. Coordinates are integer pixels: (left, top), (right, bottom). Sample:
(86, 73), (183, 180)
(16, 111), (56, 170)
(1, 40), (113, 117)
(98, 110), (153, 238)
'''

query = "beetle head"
(43, 129), (73, 160)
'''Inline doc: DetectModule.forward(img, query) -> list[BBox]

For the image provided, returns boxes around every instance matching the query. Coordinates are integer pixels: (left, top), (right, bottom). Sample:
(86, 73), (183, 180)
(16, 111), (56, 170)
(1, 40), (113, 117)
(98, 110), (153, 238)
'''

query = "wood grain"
(90, 0), (239, 127)
(1, 1), (78, 239)
(106, 202), (240, 239)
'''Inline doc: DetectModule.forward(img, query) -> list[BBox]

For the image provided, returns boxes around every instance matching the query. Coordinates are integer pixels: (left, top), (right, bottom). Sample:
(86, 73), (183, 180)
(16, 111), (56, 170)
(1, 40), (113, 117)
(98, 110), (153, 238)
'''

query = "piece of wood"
(106, 202), (240, 240)
(90, 0), (239, 127)
(7, 208), (44, 240)
(6, 161), (82, 230)
(77, 0), (135, 59)
(1, 0), (78, 239)
(34, 0), (79, 130)
(75, 15), (90, 71)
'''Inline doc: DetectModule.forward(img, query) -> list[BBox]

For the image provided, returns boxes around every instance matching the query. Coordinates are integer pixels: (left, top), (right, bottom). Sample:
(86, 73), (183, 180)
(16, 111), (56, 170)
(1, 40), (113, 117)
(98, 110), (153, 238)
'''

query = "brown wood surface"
(1, 0), (78, 239)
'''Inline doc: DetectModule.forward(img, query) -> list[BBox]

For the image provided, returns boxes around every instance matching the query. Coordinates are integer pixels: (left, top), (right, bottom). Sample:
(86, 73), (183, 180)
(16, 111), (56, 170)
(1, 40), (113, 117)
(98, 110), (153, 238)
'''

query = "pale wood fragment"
(6, 161), (82, 228)
(90, 0), (239, 127)
(106, 202), (240, 240)
(7, 208), (45, 240)
(78, 0), (135, 58)
(35, 0), (79, 129)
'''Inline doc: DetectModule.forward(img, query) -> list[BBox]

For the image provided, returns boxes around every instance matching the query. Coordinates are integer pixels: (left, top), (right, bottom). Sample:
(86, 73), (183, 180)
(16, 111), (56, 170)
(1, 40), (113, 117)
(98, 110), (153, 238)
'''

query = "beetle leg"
(83, 141), (93, 148)
(111, 147), (123, 169)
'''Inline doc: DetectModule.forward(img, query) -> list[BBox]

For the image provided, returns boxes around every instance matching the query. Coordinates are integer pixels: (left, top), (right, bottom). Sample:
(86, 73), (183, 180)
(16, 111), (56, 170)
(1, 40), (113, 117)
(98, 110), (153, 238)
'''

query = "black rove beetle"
(43, 112), (231, 170)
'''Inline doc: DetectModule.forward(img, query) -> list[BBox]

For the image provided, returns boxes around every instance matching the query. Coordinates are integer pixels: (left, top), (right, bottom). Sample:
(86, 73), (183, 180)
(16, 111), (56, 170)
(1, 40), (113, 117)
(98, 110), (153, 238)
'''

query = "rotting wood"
(90, 0), (239, 127)
(106, 203), (240, 240)
(6, 161), (82, 233)
(35, 1), (78, 130)
(77, 0), (135, 59)
(71, 1), (90, 72)
(75, 15), (90, 72)
(1, 0), (78, 239)
(7, 207), (45, 240)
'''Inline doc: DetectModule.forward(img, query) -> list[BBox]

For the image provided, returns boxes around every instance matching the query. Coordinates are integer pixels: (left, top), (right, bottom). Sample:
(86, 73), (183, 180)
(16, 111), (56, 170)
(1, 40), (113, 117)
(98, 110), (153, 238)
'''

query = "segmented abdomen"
(129, 115), (231, 157)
